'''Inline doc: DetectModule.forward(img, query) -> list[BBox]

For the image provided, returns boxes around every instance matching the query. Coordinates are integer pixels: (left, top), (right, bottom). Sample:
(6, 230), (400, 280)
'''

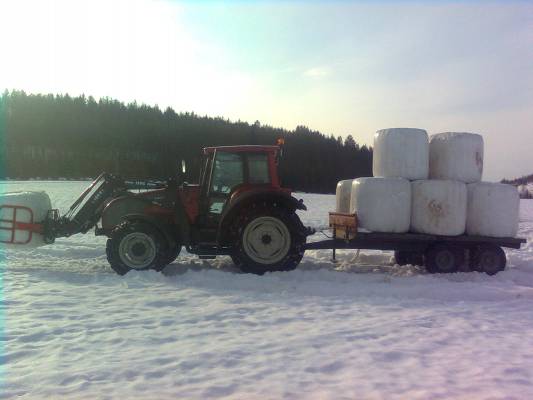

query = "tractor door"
(207, 151), (245, 216)
(194, 150), (246, 239)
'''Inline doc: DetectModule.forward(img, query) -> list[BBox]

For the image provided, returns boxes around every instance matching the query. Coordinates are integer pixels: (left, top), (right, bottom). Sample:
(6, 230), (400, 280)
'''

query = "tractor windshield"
(210, 152), (244, 194)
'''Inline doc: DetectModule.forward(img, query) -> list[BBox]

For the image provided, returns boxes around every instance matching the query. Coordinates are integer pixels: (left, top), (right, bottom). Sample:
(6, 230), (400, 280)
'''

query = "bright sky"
(1, 0), (531, 180)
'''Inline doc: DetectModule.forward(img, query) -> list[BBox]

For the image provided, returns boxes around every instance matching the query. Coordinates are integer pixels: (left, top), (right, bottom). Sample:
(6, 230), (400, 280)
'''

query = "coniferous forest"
(0, 90), (372, 193)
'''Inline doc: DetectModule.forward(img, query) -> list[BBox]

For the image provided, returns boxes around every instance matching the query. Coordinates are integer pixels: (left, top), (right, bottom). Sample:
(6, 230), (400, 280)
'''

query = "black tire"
(394, 250), (424, 266)
(230, 204), (305, 275)
(471, 244), (506, 275)
(162, 245), (181, 267)
(106, 220), (169, 275)
(425, 244), (465, 274)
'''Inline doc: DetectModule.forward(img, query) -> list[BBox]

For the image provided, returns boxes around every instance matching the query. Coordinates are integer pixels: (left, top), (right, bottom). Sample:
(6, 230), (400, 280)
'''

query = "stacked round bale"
(336, 128), (519, 238)
(428, 132), (518, 237)
(350, 128), (428, 233)
(409, 132), (476, 236)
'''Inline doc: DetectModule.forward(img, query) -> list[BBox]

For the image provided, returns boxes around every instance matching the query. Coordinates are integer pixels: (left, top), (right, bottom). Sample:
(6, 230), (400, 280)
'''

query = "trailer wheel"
(230, 205), (305, 275)
(394, 250), (424, 266)
(106, 221), (168, 275)
(425, 244), (465, 274)
(471, 244), (506, 275)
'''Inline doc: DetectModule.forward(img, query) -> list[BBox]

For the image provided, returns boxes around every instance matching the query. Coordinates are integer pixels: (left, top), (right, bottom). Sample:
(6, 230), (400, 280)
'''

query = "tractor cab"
(180, 145), (286, 243)
(199, 145), (282, 214)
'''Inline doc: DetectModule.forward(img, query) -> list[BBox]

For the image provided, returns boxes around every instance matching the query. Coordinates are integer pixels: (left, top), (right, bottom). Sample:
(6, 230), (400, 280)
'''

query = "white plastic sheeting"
(350, 177), (411, 233)
(0, 191), (52, 247)
(429, 132), (483, 183)
(411, 180), (467, 236)
(467, 182), (519, 237)
(335, 179), (353, 213)
(373, 128), (429, 180)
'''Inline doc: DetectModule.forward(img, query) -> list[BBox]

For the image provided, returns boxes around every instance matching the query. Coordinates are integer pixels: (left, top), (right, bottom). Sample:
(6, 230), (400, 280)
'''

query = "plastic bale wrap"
(373, 128), (429, 180)
(350, 177), (411, 233)
(0, 191), (52, 248)
(335, 179), (353, 213)
(429, 132), (483, 183)
(411, 180), (467, 236)
(466, 182), (519, 238)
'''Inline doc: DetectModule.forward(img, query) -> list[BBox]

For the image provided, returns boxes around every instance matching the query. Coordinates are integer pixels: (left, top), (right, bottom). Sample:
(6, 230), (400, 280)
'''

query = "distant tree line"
(502, 173), (533, 186)
(0, 90), (372, 193)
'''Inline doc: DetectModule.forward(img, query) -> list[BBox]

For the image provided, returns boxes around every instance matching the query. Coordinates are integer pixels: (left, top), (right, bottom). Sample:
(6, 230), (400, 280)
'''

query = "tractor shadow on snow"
(298, 254), (426, 277)
(161, 256), (242, 276)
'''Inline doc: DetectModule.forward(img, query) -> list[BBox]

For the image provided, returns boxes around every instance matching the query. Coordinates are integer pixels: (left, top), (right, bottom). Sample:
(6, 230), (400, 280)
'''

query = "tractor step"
(198, 255), (216, 260)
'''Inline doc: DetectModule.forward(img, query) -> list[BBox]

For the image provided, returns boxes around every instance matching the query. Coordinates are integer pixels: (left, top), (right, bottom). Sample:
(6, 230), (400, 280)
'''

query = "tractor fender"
(101, 195), (152, 232)
(115, 213), (178, 251)
(217, 189), (307, 245)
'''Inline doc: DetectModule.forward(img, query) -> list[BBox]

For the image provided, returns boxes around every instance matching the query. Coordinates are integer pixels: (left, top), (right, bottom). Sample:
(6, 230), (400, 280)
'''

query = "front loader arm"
(45, 173), (129, 240)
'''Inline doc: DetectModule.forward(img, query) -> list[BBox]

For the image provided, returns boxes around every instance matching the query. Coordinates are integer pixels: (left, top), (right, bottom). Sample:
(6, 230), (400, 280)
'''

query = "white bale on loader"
(429, 132), (483, 183)
(373, 128), (429, 180)
(0, 191), (52, 247)
(335, 179), (353, 213)
(466, 182), (519, 238)
(350, 177), (411, 233)
(411, 180), (467, 236)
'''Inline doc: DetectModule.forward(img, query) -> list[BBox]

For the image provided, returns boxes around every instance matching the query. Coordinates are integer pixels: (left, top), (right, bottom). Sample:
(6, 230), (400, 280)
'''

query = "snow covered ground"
(1, 181), (533, 399)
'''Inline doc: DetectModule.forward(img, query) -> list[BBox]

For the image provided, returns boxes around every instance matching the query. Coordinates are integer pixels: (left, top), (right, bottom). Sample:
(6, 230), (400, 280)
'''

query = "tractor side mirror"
(181, 159), (187, 175)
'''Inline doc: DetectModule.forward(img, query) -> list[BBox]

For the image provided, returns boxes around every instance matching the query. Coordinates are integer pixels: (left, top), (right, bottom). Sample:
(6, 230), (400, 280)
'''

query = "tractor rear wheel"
(230, 205), (305, 274)
(106, 221), (169, 275)
(162, 245), (181, 266)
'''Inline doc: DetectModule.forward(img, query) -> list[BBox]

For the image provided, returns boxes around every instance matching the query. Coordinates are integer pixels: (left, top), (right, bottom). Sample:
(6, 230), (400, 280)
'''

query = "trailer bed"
(304, 231), (526, 252)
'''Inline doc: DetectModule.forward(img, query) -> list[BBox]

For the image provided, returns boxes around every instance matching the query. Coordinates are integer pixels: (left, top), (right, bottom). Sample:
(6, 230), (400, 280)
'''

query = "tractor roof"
(203, 145), (279, 155)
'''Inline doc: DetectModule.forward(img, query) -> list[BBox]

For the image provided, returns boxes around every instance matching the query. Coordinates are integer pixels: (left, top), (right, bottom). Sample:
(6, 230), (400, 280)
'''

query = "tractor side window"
(210, 152), (244, 195)
(247, 153), (270, 184)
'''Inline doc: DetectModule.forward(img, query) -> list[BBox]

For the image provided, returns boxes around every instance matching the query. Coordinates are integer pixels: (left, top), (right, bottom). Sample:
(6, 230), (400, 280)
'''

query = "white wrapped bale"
(429, 132), (483, 183)
(517, 184), (531, 199)
(466, 182), (519, 237)
(411, 180), (467, 236)
(335, 179), (353, 213)
(350, 177), (411, 233)
(373, 128), (429, 180)
(0, 191), (52, 247)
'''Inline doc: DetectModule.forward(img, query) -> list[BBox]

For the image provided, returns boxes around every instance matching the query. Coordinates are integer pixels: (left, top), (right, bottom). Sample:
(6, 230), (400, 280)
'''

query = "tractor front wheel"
(106, 221), (169, 275)
(231, 205), (305, 274)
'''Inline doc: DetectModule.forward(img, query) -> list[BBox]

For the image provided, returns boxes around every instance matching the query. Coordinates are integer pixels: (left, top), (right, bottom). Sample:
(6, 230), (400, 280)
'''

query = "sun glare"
(0, 0), (254, 115)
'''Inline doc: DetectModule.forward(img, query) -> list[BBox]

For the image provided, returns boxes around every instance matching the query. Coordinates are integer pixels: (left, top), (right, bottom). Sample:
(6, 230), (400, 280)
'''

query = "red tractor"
(43, 144), (311, 275)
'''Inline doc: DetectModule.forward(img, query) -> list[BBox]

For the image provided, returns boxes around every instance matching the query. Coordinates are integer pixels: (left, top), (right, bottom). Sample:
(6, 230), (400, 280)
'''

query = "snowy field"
(1, 181), (533, 399)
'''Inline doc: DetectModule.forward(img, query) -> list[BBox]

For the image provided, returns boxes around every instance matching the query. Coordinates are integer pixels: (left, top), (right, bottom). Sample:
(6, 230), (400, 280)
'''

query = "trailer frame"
(304, 212), (527, 275)
(305, 231), (526, 252)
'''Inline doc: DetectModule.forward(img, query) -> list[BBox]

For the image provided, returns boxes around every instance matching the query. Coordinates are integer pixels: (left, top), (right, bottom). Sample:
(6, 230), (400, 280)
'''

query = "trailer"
(304, 212), (527, 275)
